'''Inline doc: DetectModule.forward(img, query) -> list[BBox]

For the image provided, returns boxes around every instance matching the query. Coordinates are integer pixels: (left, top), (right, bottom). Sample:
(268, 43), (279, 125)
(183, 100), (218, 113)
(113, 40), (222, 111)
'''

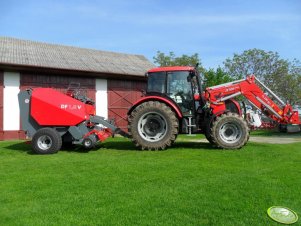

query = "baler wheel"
(82, 137), (95, 149)
(32, 128), (62, 154)
(128, 101), (178, 150)
(211, 112), (249, 149)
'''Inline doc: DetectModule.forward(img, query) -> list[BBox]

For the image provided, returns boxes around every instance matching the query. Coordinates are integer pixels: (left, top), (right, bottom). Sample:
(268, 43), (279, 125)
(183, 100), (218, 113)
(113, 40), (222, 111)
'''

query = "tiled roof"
(0, 37), (154, 76)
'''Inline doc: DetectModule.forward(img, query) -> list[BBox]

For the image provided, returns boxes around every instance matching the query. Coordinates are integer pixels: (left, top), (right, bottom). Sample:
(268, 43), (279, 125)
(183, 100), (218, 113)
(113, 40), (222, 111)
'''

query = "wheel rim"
(84, 139), (92, 147)
(219, 122), (242, 144)
(138, 112), (167, 142)
(37, 135), (52, 150)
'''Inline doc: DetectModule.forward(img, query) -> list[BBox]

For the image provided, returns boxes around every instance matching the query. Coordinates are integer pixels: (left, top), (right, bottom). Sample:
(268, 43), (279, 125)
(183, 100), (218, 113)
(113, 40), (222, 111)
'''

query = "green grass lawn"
(251, 129), (301, 137)
(0, 136), (301, 226)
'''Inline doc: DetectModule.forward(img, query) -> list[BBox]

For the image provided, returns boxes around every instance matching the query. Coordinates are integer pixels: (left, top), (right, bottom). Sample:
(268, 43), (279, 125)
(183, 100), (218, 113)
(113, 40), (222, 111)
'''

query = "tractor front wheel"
(211, 113), (249, 149)
(32, 128), (62, 154)
(128, 101), (179, 150)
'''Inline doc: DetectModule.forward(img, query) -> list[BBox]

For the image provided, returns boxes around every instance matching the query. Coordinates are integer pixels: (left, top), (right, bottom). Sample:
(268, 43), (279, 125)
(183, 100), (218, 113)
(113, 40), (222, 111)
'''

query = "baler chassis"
(18, 88), (129, 154)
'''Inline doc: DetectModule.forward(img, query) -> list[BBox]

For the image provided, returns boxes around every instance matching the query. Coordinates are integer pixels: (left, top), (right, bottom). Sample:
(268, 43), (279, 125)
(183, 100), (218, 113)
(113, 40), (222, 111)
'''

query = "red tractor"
(127, 66), (300, 150)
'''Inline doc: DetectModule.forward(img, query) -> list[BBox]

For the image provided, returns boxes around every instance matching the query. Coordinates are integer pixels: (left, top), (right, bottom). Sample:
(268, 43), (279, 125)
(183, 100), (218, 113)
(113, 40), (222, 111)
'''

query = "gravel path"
(249, 136), (301, 144)
(190, 135), (301, 144)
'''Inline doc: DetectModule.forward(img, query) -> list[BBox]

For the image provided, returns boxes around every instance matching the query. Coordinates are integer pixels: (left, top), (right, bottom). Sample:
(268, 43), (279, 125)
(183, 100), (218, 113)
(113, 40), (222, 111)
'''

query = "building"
(0, 37), (154, 140)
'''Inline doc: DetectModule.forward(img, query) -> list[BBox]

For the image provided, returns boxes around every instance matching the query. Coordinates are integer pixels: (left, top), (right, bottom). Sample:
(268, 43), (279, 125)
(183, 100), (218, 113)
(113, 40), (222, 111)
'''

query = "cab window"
(147, 72), (166, 93)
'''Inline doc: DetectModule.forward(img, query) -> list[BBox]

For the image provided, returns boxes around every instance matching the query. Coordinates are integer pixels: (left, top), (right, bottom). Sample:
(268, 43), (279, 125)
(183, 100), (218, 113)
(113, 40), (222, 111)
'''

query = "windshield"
(167, 71), (194, 114)
(167, 71), (191, 96)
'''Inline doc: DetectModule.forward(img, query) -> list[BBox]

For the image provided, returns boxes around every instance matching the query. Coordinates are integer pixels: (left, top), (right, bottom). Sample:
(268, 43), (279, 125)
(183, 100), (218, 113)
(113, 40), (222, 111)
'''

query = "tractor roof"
(148, 66), (195, 73)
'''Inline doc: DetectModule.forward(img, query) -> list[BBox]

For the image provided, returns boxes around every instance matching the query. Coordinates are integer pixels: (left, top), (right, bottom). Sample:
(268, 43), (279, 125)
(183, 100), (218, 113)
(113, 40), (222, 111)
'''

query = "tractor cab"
(146, 66), (201, 116)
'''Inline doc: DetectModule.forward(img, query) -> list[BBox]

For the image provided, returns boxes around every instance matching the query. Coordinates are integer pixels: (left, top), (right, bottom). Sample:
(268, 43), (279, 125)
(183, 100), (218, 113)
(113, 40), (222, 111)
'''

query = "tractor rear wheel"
(211, 112), (249, 149)
(32, 128), (62, 154)
(128, 101), (179, 150)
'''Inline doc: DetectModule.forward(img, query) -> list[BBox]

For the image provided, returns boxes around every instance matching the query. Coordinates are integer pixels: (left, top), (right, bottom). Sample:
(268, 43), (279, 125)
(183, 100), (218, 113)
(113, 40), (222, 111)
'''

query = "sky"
(0, 0), (300, 69)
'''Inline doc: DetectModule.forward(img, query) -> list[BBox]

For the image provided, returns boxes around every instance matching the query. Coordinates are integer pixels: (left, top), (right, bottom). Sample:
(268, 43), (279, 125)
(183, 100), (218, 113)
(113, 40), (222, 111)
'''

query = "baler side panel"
(18, 90), (41, 137)
(31, 88), (90, 126)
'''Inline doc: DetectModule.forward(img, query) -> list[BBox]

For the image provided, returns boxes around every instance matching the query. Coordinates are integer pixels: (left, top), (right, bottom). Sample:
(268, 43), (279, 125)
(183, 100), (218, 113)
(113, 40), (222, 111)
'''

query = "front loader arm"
(205, 75), (300, 125)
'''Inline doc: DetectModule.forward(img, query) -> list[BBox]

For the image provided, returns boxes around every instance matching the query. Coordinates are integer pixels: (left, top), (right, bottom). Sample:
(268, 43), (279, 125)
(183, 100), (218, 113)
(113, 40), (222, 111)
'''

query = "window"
(147, 72), (166, 93)
(167, 71), (193, 113)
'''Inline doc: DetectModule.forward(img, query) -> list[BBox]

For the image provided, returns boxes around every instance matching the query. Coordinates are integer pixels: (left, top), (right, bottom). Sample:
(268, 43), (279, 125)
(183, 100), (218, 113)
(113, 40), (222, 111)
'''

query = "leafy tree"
(153, 51), (203, 71)
(203, 67), (233, 87)
(223, 49), (301, 105)
(275, 59), (301, 105)
(153, 51), (233, 87)
(223, 49), (288, 80)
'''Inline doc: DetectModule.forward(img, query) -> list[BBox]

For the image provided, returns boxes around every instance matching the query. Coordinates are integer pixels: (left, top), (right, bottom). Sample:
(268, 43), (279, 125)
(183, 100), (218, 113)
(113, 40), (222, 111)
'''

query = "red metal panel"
(148, 66), (195, 73)
(30, 88), (92, 126)
(108, 79), (146, 131)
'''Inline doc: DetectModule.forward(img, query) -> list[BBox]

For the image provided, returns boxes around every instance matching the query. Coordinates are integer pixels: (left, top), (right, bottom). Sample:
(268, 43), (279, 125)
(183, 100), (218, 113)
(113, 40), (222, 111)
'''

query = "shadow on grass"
(3, 141), (92, 155)
(3, 139), (216, 154)
(3, 141), (34, 154)
(173, 141), (216, 150)
(100, 139), (215, 151)
(101, 140), (137, 151)
(60, 145), (91, 153)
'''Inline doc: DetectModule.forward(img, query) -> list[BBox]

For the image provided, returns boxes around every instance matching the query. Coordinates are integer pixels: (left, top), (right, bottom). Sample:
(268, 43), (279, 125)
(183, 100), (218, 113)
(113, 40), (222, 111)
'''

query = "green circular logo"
(267, 206), (298, 224)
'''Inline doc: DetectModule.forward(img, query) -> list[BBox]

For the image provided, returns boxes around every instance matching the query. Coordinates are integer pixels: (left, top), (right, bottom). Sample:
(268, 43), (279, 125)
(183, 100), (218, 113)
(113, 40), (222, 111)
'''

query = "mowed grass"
(1, 136), (301, 226)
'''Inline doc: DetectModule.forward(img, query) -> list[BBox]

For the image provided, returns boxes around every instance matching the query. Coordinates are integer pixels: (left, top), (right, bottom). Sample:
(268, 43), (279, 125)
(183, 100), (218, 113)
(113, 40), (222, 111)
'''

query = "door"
(108, 79), (146, 131)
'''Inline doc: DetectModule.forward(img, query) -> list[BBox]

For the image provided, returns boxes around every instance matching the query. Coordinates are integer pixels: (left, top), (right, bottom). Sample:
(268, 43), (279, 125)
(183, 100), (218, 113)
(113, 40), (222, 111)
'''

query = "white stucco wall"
(95, 79), (108, 119)
(3, 72), (20, 131)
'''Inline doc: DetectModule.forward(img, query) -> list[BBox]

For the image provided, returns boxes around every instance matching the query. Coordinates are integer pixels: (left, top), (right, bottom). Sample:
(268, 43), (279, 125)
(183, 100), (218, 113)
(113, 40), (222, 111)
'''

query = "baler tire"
(128, 101), (179, 151)
(211, 112), (249, 149)
(32, 128), (62, 154)
(82, 137), (95, 149)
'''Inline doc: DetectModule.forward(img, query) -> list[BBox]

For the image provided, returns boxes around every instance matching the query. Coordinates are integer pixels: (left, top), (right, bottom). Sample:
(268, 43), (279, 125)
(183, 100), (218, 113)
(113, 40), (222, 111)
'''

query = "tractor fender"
(128, 96), (183, 119)
(225, 99), (242, 116)
(212, 99), (241, 117)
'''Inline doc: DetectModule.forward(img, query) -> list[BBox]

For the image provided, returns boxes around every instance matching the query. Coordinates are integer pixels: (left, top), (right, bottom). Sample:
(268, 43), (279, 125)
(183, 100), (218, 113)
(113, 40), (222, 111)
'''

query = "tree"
(153, 51), (203, 71)
(275, 59), (301, 105)
(223, 49), (288, 80)
(223, 49), (301, 105)
(203, 67), (233, 87)
(153, 51), (233, 87)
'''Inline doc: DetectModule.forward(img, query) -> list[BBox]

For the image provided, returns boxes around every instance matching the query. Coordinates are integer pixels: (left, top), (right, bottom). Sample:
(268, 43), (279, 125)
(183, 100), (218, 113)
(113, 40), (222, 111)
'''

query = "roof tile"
(0, 37), (154, 76)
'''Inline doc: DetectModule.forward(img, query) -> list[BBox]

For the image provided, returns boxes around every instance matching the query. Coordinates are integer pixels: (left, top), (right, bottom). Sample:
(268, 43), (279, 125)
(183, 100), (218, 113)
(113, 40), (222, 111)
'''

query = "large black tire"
(211, 113), (249, 149)
(82, 135), (97, 149)
(205, 122), (216, 145)
(32, 128), (62, 154)
(128, 101), (179, 150)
